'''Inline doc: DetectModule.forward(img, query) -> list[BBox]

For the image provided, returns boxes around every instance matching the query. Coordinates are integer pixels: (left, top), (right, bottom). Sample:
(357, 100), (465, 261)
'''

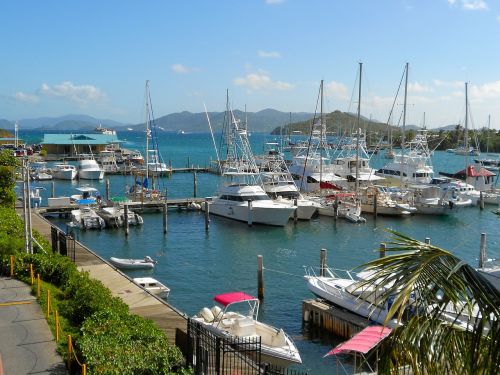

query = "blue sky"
(1, 0), (499, 129)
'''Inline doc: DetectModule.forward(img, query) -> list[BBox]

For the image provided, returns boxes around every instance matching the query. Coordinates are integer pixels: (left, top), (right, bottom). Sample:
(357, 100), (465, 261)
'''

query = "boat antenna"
(145, 80), (150, 181)
(465, 82), (469, 169)
(400, 62), (409, 188)
(355, 62), (362, 195)
(204, 103), (222, 174)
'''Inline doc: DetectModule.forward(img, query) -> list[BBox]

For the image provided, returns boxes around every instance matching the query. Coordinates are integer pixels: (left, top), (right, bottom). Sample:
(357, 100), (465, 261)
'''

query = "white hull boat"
(70, 186), (102, 203)
(98, 206), (144, 227)
(133, 277), (170, 299)
(193, 292), (301, 367)
(52, 163), (77, 180)
(71, 205), (106, 230)
(109, 256), (156, 269)
(77, 157), (104, 180)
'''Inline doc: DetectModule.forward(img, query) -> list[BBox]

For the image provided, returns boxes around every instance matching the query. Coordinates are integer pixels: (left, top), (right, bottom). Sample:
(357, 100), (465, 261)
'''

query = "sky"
(1, 0), (499, 129)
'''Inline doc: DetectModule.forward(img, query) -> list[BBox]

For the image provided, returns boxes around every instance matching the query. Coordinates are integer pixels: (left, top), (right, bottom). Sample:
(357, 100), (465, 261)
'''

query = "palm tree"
(357, 230), (499, 375)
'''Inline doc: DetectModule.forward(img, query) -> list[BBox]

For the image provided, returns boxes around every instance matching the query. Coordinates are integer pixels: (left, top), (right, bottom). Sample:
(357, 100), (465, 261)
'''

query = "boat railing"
(304, 265), (356, 281)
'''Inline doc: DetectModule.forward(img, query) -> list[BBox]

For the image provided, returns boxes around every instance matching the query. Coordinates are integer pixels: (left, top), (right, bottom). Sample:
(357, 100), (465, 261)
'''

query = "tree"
(0, 150), (19, 207)
(358, 231), (499, 375)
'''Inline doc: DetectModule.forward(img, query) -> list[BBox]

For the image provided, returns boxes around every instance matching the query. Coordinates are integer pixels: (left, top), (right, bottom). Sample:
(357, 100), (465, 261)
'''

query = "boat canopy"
(76, 199), (96, 205)
(324, 326), (391, 357)
(214, 292), (257, 306)
(76, 187), (99, 192)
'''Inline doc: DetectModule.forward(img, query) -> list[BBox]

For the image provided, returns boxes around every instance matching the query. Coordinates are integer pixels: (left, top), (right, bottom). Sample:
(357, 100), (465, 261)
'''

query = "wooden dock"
(22, 210), (188, 343)
(302, 298), (369, 339)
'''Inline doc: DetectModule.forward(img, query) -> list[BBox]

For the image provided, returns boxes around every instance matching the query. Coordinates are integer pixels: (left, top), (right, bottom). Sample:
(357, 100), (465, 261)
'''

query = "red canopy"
(214, 292), (257, 306)
(324, 326), (392, 357)
(320, 181), (342, 190)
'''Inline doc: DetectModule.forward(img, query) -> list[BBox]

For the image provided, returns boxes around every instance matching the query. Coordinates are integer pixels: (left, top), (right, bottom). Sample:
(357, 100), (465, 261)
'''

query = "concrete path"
(0, 277), (66, 375)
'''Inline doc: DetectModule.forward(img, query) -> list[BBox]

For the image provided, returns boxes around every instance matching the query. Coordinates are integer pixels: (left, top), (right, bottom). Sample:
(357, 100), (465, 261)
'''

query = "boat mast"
(145, 80), (150, 181)
(465, 82), (469, 168)
(400, 62), (409, 187)
(355, 62), (362, 195)
(320, 79), (324, 191)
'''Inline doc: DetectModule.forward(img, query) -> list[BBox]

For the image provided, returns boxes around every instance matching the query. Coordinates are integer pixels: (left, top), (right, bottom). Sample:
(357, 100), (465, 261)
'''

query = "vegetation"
(359, 231), (500, 375)
(0, 149), (19, 207)
(0, 128), (14, 138)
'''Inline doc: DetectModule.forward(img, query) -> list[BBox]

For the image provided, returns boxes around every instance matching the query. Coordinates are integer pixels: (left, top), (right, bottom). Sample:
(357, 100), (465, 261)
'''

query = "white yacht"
(97, 204), (144, 227)
(51, 163), (77, 180)
(70, 204), (105, 230)
(77, 155), (104, 180)
(30, 161), (53, 181)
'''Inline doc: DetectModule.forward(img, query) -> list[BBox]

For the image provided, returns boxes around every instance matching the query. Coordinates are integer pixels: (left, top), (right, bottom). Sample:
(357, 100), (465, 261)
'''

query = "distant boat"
(127, 127), (134, 131)
(177, 129), (185, 134)
(95, 123), (116, 135)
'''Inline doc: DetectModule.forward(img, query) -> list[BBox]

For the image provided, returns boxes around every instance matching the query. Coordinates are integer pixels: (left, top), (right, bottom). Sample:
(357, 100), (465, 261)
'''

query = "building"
(41, 133), (124, 156)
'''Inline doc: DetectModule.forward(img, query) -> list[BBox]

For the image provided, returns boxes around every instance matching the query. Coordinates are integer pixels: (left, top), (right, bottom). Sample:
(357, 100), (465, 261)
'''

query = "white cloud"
(408, 82), (433, 93)
(171, 63), (199, 74)
(461, 0), (488, 10)
(14, 92), (39, 103)
(433, 79), (463, 88)
(469, 80), (500, 101)
(447, 0), (456, 5)
(265, 0), (285, 5)
(40, 81), (106, 104)
(497, 14), (500, 21)
(258, 50), (281, 58)
(324, 81), (349, 100)
(233, 73), (293, 91)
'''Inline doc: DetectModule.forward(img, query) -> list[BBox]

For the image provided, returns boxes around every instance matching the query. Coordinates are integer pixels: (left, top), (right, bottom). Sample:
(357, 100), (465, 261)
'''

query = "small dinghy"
(109, 256), (156, 269)
(133, 277), (170, 299)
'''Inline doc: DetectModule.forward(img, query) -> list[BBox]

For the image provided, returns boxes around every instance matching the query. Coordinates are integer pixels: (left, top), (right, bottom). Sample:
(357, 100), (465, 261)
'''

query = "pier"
(22, 210), (188, 344)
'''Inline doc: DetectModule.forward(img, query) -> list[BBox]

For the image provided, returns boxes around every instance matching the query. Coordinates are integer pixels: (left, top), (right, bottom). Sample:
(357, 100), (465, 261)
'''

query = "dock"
(22, 210), (188, 344)
(302, 298), (369, 339)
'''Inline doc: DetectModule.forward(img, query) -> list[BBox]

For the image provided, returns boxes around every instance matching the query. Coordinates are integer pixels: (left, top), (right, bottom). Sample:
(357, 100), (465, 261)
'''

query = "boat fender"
(199, 307), (214, 322)
(211, 305), (223, 320)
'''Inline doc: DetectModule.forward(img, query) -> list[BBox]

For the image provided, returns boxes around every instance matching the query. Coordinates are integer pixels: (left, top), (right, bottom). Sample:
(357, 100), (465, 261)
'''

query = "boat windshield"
(219, 194), (270, 202)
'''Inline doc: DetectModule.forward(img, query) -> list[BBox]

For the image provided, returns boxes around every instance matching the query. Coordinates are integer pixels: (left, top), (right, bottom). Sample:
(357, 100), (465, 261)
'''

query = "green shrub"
(79, 310), (184, 375)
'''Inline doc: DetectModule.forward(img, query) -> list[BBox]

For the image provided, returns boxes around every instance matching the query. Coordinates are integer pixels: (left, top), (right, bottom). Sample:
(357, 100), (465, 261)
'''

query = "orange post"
(46, 289), (51, 317)
(82, 363), (86, 375)
(67, 335), (72, 370)
(55, 310), (60, 342)
(30, 264), (34, 285)
(10, 255), (14, 277)
(37, 274), (41, 298)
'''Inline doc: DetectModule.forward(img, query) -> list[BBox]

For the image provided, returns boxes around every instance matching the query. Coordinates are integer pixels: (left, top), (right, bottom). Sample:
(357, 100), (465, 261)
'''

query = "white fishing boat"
(193, 292), (302, 367)
(70, 200), (106, 230)
(304, 267), (402, 328)
(109, 256), (156, 269)
(77, 155), (104, 180)
(30, 161), (53, 181)
(411, 185), (472, 215)
(97, 204), (144, 227)
(133, 277), (170, 299)
(70, 186), (102, 203)
(51, 163), (77, 180)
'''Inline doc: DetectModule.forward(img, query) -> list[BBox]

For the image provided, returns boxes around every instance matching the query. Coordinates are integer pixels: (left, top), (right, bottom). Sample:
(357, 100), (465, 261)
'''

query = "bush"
(79, 310), (184, 375)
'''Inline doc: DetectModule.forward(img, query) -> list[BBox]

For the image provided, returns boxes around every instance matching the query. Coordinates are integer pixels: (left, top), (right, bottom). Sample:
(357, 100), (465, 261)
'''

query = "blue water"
(20, 130), (500, 374)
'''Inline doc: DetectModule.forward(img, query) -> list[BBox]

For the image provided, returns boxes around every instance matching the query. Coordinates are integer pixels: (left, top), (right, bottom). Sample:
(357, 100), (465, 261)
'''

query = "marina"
(14, 130), (500, 374)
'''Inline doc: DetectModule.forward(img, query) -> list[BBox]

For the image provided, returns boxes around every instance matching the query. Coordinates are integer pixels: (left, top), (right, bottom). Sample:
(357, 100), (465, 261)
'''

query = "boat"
(192, 292), (302, 367)
(411, 185), (472, 215)
(97, 203), (144, 227)
(109, 256), (156, 269)
(30, 161), (53, 181)
(94, 123), (117, 135)
(29, 186), (45, 208)
(304, 266), (402, 328)
(51, 163), (77, 180)
(97, 150), (119, 173)
(127, 150), (144, 165)
(70, 200), (106, 230)
(359, 186), (416, 216)
(133, 277), (170, 299)
(76, 154), (104, 180)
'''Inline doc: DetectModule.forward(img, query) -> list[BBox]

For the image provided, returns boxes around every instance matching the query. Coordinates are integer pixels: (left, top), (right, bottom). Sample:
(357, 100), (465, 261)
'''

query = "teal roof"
(41, 133), (123, 145)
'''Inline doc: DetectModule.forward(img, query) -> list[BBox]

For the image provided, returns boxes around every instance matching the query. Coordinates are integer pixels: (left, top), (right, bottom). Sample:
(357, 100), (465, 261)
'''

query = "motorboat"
(304, 266), (402, 328)
(192, 292), (302, 367)
(358, 186), (415, 216)
(70, 200), (106, 230)
(127, 150), (144, 165)
(432, 177), (499, 206)
(145, 149), (171, 176)
(109, 256), (156, 269)
(70, 186), (102, 203)
(411, 185), (472, 215)
(133, 277), (170, 299)
(29, 186), (45, 208)
(77, 155), (104, 180)
(97, 150), (119, 173)
(30, 161), (53, 181)
(97, 204), (144, 227)
(51, 163), (77, 180)
(310, 193), (366, 223)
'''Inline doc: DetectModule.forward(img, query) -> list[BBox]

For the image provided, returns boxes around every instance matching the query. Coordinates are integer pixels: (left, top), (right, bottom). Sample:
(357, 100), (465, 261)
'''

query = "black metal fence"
(186, 319), (308, 375)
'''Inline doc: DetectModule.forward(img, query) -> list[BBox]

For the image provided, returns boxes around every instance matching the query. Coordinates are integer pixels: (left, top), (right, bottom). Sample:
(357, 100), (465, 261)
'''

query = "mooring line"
(262, 267), (304, 278)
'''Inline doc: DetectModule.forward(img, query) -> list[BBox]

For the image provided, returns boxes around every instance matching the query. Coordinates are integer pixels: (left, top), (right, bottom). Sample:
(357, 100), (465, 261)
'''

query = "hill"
(0, 115), (130, 131)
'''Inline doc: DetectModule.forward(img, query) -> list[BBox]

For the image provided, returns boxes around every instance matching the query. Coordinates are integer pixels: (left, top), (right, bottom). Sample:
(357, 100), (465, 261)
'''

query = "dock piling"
(293, 198), (298, 223)
(373, 190), (378, 218)
(257, 255), (264, 300)
(124, 204), (129, 236)
(479, 191), (484, 210)
(479, 233), (486, 268)
(379, 243), (386, 258)
(51, 181), (55, 198)
(105, 179), (110, 202)
(163, 203), (168, 234)
(204, 200), (210, 230)
(320, 248), (327, 277)
(247, 200), (253, 226)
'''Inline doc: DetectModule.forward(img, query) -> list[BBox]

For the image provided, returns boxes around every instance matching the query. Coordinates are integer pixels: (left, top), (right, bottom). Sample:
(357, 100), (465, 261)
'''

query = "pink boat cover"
(324, 326), (392, 357)
(214, 292), (257, 306)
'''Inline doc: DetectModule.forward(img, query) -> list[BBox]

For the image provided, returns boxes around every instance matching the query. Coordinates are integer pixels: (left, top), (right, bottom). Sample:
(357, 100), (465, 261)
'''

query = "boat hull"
(79, 170), (104, 180)
(207, 200), (295, 226)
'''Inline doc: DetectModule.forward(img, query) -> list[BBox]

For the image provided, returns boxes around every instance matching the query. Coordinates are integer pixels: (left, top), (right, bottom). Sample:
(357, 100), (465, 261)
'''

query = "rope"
(262, 267), (305, 279)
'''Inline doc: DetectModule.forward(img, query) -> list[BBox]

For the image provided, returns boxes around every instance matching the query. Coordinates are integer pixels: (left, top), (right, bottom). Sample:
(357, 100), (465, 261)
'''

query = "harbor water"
(21, 130), (500, 374)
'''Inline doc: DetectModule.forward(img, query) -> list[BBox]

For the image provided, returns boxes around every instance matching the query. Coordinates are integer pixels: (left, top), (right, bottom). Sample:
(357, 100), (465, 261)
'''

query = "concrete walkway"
(0, 277), (66, 375)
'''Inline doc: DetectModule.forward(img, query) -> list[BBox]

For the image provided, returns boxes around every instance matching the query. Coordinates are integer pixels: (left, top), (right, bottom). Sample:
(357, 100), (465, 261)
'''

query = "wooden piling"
(247, 200), (253, 226)
(124, 204), (129, 236)
(293, 198), (298, 223)
(51, 181), (55, 198)
(479, 233), (486, 268)
(379, 243), (386, 258)
(193, 171), (197, 198)
(373, 190), (378, 218)
(163, 203), (168, 234)
(479, 191), (484, 210)
(105, 179), (110, 202)
(204, 200), (210, 230)
(334, 195), (339, 219)
(257, 255), (264, 300)
(320, 248), (327, 277)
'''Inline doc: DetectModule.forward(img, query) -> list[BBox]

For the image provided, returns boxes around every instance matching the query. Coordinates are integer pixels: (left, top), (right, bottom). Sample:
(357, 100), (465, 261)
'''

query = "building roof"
(41, 133), (124, 145)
